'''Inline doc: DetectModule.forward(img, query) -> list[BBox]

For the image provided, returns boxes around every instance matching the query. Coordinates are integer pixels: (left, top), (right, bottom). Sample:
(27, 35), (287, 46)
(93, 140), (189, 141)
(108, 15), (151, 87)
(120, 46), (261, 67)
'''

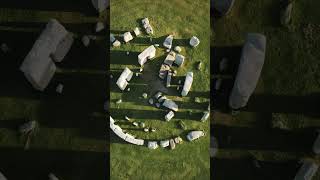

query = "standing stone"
(148, 98), (154, 105)
(189, 36), (200, 47)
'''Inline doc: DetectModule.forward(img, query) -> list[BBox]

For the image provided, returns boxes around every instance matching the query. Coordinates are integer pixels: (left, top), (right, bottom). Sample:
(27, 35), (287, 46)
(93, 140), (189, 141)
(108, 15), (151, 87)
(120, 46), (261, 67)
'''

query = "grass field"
(212, 0), (320, 179)
(110, 0), (210, 179)
(0, 1), (108, 179)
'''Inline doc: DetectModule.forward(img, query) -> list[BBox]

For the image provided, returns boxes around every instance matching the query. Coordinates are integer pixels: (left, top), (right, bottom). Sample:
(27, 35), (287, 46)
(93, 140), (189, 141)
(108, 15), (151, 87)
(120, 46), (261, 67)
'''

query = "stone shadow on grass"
(212, 158), (298, 180)
(0, 147), (107, 180)
(0, 0), (99, 16)
(212, 125), (317, 153)
(110, 108), (202, 121)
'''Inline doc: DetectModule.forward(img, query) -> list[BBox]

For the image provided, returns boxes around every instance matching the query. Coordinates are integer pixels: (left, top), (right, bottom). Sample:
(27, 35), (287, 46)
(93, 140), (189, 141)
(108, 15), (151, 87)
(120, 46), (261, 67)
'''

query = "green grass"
(110, 0), (210, 179)
(212, 0), (320, 179)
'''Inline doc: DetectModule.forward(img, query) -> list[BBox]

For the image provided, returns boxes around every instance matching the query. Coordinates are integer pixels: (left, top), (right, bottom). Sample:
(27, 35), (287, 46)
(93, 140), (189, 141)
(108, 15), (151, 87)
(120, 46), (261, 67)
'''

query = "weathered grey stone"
(174, 46), (182, 53)
(142, 93), (148, 99)
(281, 2), (293, 26)
(82, 35), (90, 47)
(149, 98), (154, 105)
(189, 36), (200, 47)
(56, 84), (64, 94)
(96, 22), (105, 32)
(170, 139), (175, 149)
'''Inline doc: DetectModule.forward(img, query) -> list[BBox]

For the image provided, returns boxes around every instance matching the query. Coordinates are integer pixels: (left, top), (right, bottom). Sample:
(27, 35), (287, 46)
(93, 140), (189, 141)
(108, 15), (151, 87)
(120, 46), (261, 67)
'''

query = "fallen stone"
(148, 98), (154, 105)
(166, 49), (170, 53)
(95, 22), (105, 32)
(174, 54), (185, 67)
(133, 122), (138, 126)
(142, 93), (148, 99)
(144, 128), (149, 132)
(88, 35), (97, 40)
(219, 58), (228, 72)
(195, 97), (201, 103)
(154, 92), (163, 99)
(160, 140), (170, 148)
(1, 43), (9, 53)
(155, 103), (161, 108)
(56, 84), (64, 94)
(82, 35), (90, 47)
(169, 139), (175, 150)
(110, 34), (116, 43)
(127, 88), (131, 91)
(116, 99), (122, 104)
(165, 111), (174, 121)
(135, 73), (139, 77)
(163, 35), (173, 49)
(125, 116), (131, 121)
(174, 46), (181, 53)
(154, 44), (160, 47)
(48, 173), (59, 180)
(148, 141), (158, 149)
(150, 128), (156, 132)
(139, 122), (145, 128)
(113, 40), (121, 47)
(133, 27), (141, 36)
(123, 32), (133, 43)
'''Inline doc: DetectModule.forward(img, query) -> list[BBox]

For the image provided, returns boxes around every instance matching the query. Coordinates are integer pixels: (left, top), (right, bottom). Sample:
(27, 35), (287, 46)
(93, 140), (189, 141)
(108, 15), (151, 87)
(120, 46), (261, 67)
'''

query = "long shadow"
(245, 93), (320, 117)
(110, 31), (190, 47)
(0, 118), (26, 130)
(212, 125), (317, 153)
(0, 147), (107, 180)
(37, 73), (106, 139)
(110, 50), (140, 66)
(59, 37), (107, 71)
(0, 22), (108, 35)
(212, 158), (298, 180)
(0, 0), (99, 16)
(110, 108), (202, 121)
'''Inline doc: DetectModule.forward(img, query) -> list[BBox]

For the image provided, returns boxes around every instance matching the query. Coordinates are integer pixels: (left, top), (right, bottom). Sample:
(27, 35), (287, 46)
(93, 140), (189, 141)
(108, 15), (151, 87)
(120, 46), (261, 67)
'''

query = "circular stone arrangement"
(110, 17), (209, 150)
